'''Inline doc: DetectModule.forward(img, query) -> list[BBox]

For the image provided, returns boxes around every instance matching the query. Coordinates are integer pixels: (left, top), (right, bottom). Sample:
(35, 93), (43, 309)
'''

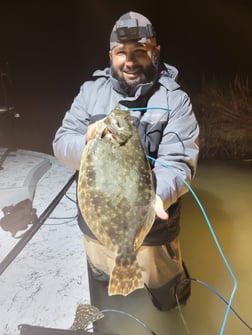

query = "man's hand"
(86, 123), (97, 143)
(155, 195), (169, 220)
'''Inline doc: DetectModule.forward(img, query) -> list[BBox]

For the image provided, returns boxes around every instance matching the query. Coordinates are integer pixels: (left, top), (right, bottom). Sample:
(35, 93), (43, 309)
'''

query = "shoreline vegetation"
(191, 74), (252, 161)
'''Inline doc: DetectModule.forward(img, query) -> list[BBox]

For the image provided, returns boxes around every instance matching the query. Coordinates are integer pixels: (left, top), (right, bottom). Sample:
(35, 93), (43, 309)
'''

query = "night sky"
(1, 0), (252, 153)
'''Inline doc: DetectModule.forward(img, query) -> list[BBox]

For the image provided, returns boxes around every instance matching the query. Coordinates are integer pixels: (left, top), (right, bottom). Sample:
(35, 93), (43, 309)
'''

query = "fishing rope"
(175, 292), (191, 334)
(128, 106), (171, 112)
(177, 278), (252, 331)
(127, 106), (237, 335)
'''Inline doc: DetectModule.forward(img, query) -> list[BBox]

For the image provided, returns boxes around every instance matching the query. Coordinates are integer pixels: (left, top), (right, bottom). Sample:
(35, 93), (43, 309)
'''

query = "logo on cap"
(110, 12), (156, 49)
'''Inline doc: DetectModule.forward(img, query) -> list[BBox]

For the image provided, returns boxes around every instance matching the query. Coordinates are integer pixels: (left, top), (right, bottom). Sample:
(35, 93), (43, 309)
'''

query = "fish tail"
(108, 253), (144, 296)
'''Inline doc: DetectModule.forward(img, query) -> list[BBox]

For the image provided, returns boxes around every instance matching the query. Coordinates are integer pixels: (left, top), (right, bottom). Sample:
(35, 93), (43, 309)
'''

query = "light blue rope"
(128, 107), (171, 112)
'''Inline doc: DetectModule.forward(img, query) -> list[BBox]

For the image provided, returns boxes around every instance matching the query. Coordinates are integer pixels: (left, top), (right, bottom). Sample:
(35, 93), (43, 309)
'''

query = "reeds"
(192, 74), (252, 160)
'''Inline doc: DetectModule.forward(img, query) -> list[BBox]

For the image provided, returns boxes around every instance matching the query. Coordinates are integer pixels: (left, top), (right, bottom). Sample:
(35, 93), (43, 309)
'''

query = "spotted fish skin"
(70, 304), (103, 330)
(78, 105), (156, 296)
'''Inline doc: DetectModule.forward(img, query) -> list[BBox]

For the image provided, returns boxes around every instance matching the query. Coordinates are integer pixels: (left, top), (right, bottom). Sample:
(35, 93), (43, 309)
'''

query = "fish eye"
(112, 119), (123, 130)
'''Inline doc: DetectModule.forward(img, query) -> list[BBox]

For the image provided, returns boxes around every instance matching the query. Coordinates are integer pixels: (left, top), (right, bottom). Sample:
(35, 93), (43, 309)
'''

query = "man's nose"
(125, 52), (136, 64)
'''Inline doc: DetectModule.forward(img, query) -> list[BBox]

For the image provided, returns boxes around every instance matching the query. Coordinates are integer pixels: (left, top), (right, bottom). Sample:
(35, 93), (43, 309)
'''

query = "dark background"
(1, 0), (252, 154)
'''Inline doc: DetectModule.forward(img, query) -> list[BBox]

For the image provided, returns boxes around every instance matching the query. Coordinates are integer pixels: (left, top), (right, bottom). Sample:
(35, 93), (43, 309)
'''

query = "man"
(53, 11), (199, 310)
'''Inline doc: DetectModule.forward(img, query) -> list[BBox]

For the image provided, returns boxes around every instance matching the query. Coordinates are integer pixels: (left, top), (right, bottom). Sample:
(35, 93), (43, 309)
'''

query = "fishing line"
(107, 106), (170, 115)
(128, 107), (185, 149)
(64, 193), (77, 204)
(179, 278), (252, 331)
(128, 107), (171, 112)
(46, 191), (77, 223)
(147, 154), (237, 335)
(175, 292), (191, 334)
(44, 215), (78, 225)
(88, 308), (157, 335)
(175, 278), (252, 333)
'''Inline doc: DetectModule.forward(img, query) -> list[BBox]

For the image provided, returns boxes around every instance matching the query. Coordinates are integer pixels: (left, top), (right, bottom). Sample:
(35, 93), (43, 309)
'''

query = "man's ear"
(154, 45), (160, 58)
(152, 45), (160, 67)
(109, 50), (112, 61)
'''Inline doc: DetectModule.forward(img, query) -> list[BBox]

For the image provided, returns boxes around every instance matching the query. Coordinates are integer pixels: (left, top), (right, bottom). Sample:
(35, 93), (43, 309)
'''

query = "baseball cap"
(110, 11), (157, 49)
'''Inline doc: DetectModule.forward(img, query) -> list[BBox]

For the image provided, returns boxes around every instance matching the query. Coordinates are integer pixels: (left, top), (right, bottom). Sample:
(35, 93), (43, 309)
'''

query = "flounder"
(77, 105), (156, 296)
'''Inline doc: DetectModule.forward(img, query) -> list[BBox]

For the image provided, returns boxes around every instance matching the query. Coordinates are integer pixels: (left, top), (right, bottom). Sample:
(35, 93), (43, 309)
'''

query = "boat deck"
(0, 149), (90, 335)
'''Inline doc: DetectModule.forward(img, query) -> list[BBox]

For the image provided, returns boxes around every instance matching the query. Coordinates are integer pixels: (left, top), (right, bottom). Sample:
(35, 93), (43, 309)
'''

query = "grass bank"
(192, 74), (252, 161)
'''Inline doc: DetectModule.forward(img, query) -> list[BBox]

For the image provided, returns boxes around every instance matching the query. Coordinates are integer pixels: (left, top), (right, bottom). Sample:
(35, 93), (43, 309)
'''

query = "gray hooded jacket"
(53, 62), (199, 243)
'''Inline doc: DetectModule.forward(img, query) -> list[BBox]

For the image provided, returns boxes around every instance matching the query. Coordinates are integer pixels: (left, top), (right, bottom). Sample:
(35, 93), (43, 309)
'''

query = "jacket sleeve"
(153, 89), (199, 209)
(52, 83), (91, 170)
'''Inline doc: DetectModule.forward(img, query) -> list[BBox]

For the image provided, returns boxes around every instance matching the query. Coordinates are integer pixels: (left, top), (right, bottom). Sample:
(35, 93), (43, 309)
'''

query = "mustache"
(110, 62), (158, 85)
(122, 66), (142, 73)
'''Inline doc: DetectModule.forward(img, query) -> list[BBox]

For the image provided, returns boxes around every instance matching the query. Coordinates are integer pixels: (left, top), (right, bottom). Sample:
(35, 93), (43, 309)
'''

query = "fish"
(69, 303), (103, 330)
(77, 105), (156, 296)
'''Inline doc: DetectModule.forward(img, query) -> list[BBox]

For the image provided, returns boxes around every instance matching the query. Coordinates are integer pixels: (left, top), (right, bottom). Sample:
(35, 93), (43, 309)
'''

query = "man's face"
(110, 42), (160, 89)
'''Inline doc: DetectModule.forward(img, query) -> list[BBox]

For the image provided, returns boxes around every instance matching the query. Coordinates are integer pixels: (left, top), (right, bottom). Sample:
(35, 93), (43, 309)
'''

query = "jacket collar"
(92, 62), (180, 101)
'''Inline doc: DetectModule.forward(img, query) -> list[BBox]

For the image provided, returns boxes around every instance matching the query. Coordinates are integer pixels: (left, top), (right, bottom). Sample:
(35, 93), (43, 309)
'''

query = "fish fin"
(134, 205), (156, 250)
(69, 303), (103, 330)
(108, 253), (144, 296)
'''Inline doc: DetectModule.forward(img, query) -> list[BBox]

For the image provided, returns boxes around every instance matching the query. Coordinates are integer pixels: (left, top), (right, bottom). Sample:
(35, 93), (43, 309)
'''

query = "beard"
(111, 62), (158, 96)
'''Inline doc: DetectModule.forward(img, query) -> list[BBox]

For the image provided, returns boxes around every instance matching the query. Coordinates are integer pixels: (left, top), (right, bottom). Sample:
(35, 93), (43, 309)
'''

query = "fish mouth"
(102, 127), (117, 143)
(102, 126), (130, 146)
